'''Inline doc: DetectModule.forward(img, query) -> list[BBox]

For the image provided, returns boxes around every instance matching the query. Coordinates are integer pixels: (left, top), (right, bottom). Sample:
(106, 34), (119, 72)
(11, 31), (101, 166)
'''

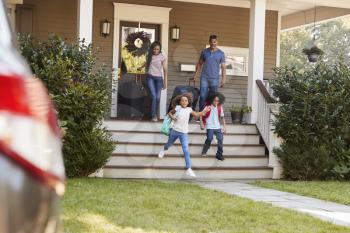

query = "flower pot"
(241, 112), (250, 124)
(307, 53), (319, 62)
(231, 111), (242, 124)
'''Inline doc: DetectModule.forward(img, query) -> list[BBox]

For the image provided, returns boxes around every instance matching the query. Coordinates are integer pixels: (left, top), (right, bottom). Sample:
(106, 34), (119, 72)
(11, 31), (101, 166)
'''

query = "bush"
(19, 35), (114, 177)
(272, 62), (350, 180)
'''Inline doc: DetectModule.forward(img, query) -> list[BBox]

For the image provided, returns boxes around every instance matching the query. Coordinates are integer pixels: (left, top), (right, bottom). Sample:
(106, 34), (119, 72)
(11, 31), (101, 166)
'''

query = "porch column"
(276, 11), (282, 67)
(77, 0), (93, 44)
(247, 0), (266, 124)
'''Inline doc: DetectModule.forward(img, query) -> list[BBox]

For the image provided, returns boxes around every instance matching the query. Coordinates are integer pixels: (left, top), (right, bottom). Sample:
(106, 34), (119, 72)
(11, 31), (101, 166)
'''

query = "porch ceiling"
(170, 0), (350, 16)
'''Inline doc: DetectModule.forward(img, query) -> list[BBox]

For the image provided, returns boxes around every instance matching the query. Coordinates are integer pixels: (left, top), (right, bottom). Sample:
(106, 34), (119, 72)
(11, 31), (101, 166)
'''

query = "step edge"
(103, 165), (273, 170)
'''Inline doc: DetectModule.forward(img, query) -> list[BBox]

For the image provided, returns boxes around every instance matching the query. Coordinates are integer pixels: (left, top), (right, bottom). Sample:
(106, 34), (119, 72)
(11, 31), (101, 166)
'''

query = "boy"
(200, 92), (226, 161)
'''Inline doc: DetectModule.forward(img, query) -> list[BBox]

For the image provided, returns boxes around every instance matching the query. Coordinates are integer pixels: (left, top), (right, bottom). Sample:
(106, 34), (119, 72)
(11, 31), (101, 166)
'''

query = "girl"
(158, 93), (211, 177)
(200, 92), (226, 161)
(138, 41), (168, 122)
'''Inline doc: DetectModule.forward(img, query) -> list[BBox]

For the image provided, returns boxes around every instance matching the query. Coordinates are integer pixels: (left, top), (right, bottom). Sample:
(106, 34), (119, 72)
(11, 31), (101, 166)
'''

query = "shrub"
(19, 35), (114, 177)
(272, 62), (350, 180)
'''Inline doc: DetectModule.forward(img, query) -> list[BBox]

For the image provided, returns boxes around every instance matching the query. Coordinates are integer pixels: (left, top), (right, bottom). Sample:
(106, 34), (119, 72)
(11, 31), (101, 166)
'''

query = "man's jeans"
(202, 129), (223, 157)
(164, 129), (191, 169)
(146, 74), (163, 118)
(199, 77), (219, 111)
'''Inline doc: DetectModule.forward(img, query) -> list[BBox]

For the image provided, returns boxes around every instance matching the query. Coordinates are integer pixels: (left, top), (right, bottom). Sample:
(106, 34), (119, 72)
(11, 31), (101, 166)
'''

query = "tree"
(281, 17), (350, 70)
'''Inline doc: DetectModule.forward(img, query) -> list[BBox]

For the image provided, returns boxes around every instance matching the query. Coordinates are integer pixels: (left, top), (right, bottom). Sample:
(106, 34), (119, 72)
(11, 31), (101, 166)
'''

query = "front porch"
(6, 0), (350, 180)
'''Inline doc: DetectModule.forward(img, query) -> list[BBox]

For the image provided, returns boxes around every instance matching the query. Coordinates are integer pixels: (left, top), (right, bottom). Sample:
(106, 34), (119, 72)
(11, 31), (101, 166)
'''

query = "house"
(5, 0), (350, 179)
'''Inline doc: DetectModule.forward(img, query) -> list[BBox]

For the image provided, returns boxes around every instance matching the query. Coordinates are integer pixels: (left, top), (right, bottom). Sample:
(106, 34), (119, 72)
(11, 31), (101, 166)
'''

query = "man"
(195, 34), (226, 111)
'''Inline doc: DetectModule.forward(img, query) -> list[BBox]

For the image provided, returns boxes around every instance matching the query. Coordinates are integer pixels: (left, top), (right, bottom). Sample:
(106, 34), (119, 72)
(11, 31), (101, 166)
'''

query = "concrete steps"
(103, 120), (272, 179)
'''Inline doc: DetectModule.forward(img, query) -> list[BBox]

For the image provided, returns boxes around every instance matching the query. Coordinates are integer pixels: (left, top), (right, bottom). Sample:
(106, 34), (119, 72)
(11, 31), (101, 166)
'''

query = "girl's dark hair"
(207, 91), (225, 104)
(171, 93), (193, 108)
(146, 41), (162, 70)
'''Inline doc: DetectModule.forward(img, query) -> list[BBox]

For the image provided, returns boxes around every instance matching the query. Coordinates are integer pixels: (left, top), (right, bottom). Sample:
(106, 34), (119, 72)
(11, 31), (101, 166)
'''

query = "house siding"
(21, 0), (77, 41)
(19, 0), (278, 117)
(93, 0), (278, 116)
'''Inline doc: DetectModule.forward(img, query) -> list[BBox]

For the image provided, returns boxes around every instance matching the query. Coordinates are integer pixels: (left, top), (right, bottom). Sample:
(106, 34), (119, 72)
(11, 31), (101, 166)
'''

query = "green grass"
(62, 179), (350, 233)
(254, 180), (350, 205)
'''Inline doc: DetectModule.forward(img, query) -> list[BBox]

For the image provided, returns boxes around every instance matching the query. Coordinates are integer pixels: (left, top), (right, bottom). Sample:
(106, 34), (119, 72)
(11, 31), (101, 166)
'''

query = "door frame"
(111, 3), (172, 118)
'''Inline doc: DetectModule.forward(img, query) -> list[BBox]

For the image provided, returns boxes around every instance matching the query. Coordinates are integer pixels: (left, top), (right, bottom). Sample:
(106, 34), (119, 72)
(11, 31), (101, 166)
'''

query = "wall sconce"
(100, 19), (110, 37)
(171, 25), (180, 41)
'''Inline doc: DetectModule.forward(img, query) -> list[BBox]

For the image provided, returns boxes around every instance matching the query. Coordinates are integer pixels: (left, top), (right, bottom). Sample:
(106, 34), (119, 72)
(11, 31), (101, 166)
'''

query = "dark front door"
(117, 21), (160, 120)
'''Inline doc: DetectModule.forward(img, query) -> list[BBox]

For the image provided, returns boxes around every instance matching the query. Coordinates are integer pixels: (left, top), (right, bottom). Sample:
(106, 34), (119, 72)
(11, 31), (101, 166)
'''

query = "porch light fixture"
(171, 25), (180, 41)
(100, 19), (111, 37)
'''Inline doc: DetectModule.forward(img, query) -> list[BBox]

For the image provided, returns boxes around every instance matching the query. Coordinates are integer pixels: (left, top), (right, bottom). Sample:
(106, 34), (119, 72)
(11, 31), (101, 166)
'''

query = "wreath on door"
(125, 31), (151, 57)
(121, 31), (151, 74)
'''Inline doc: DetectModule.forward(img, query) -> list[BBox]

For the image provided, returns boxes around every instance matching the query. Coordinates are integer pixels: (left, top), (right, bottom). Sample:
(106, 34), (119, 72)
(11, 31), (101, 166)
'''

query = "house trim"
(111, 3), (172, 118)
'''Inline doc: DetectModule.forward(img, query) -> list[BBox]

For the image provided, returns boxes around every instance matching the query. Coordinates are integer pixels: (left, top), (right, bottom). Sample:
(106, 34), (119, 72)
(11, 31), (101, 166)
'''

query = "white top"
(206, 105), (224, 129)
(171, 105), (193, 133)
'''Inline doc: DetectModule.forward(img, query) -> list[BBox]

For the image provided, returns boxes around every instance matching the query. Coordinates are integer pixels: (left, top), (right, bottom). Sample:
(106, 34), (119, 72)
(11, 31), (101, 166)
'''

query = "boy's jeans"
(164, 129), (191, 169)
(202, 129), (223, 157)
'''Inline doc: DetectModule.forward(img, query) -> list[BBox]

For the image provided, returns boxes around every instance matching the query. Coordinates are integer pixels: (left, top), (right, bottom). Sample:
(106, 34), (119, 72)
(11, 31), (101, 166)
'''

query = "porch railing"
(256, 80), (282, 179)
(256, 80), (274, 147)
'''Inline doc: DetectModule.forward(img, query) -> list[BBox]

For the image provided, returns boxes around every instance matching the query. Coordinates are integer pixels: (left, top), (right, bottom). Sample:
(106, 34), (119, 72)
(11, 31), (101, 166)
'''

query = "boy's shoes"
(151, 117), (158, 122)
(158, 150), (165, 158)
(186, 168), (196, 177)
(201, 153), (207, 157)
(216, 155), (225, 161)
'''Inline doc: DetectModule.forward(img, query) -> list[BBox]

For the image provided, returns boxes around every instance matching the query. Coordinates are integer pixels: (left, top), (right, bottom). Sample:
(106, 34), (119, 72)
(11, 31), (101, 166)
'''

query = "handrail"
(256, 80), (275, 103)
(255, 79), (282, 179)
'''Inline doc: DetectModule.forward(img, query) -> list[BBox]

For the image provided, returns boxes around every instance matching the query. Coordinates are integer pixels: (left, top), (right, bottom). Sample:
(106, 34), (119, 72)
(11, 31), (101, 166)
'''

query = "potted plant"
(302, 46), (323, 62)
(230, 105), (243, 124)
(241, 105), (252, 124)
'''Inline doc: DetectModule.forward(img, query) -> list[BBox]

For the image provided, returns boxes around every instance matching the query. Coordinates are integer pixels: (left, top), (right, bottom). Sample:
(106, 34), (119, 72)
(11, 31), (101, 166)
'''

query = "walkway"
(194, 181), (350, 228)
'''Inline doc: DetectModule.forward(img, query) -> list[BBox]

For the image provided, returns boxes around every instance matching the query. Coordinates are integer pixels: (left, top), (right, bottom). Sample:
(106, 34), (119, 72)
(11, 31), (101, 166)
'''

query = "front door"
(117, 21), (160, 120)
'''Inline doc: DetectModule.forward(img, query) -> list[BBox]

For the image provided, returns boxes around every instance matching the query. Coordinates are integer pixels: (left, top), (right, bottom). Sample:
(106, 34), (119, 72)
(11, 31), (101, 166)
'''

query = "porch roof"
(171, 0), (350, 30)
(171, 0), (350, 15)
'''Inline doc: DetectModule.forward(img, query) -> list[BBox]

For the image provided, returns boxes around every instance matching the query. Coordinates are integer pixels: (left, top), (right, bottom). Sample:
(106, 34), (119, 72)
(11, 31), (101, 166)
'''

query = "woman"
(138, 41), (168, 121)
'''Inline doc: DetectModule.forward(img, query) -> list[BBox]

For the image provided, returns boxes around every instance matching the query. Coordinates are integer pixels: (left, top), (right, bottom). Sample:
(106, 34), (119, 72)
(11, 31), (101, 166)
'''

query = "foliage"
(302, 46), (324, 55)
(272, 63), (350, 180)
(62, 179), (350, 233)
(281, 18), (350, 70)
(18, 35), (114, 177)
(229, 105), (252, 113)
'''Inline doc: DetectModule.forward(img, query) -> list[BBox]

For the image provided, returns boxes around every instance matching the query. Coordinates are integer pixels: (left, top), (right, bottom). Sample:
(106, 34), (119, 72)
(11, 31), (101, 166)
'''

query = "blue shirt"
(200, 48), (225, 80)
(206, 105), (224, 129)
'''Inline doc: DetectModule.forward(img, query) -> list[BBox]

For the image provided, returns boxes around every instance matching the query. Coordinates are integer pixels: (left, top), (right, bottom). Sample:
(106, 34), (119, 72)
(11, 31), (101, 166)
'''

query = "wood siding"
(19, 0), (278, 118)
(93, 0), (278, 117)
(21, 0), (77, 41)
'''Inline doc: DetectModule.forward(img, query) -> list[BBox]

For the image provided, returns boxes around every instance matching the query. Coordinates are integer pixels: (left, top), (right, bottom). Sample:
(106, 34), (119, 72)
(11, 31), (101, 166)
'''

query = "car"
(0, 1), (65, 232)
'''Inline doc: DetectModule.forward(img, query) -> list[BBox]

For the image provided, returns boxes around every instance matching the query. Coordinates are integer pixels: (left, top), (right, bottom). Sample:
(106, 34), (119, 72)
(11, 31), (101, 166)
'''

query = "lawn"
(254, 180), (350, 205)
(61, 179), (350, 233)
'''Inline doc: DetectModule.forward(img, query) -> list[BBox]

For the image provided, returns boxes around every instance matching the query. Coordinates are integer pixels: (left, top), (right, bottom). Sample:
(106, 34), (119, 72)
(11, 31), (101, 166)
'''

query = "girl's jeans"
(164, 129), (191, 169)
(146, 74), (163, 118)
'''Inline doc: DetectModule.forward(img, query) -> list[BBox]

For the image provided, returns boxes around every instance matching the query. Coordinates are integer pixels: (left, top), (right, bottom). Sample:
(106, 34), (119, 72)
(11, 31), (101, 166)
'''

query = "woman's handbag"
(161, 115), (172, 136)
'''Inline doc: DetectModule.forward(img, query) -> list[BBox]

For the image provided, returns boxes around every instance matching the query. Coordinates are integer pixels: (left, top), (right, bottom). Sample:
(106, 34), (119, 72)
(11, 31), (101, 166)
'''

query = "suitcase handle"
(188, 73), (197, 87)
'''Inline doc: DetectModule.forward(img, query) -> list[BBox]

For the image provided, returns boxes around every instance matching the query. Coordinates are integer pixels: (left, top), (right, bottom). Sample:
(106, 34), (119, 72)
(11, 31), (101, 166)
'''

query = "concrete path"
(194, 181), (350, 228)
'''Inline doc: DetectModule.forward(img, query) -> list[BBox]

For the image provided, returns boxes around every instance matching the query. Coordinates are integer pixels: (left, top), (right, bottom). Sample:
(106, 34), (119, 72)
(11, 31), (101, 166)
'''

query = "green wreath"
(125, 31), (151, 57)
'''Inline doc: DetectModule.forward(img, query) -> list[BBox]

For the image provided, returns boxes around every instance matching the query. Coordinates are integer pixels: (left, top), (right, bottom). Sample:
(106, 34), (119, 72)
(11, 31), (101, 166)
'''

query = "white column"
(77, 0), (93, 44)
(247, 0), (266, 124)
(275, 11), (281, 67)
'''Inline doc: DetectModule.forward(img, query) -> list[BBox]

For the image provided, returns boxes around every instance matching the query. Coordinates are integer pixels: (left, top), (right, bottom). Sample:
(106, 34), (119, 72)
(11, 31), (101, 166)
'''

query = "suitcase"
(168, 79), (200, 112)
(117, 74), (145, 120)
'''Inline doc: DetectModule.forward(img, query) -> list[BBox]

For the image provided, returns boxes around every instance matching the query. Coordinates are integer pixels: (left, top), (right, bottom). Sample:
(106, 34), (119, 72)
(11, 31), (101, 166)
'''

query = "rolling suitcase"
(168, 79), (200, 112)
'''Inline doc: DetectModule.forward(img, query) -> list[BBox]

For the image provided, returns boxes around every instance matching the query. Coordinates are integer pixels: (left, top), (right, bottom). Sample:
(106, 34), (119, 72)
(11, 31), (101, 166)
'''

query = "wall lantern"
(171, 25), (180, 41)
(100, 19), (111, 37)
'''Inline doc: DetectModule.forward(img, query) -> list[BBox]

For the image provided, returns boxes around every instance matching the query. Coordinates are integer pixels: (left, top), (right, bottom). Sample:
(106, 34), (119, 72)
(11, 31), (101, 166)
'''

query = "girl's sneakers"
(158, 150), (165, 158)
(186, 168), (196, 177)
